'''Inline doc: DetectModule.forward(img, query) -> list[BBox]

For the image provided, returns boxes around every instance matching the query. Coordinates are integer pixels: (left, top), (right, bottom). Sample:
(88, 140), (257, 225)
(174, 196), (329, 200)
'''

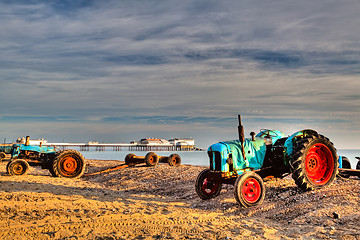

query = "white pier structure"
(41, 140), (198, 152)
(16, 137), (201, 151)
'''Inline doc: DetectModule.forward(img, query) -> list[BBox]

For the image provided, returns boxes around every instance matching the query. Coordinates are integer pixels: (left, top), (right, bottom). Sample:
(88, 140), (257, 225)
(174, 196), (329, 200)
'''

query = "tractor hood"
(284, 129), (318, 156)
(208, 138), (267, 172)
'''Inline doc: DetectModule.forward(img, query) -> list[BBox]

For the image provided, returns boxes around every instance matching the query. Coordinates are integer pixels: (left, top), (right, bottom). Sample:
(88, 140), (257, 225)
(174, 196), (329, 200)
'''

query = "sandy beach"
(0, 158), (359, 240)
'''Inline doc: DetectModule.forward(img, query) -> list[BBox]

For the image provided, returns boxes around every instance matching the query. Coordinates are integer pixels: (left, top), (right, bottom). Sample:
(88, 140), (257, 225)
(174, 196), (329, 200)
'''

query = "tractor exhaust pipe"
(250, 132), (256, 141)
(237, 115), (246, 160)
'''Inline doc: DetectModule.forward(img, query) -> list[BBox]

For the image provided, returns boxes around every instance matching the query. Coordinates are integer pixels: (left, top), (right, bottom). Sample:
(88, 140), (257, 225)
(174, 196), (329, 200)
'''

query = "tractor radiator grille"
(208, 151), (222, 171)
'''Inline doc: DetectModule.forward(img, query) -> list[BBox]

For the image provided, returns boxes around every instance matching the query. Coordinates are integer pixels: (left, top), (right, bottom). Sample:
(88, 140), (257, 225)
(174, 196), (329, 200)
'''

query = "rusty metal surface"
(338, 168), (360, 177)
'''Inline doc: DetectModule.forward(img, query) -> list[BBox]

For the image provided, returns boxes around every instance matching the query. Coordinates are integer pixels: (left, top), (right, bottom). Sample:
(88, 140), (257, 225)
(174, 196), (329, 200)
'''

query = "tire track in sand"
(0, 214), (245, 238)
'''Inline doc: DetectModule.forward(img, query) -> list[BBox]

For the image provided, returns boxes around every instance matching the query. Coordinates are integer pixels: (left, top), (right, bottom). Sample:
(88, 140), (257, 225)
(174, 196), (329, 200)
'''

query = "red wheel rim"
(305, 143), (334, 185)
(60, 156), (78, 176)
(202, 177), (219, 196)
(242, 177), (261, 203)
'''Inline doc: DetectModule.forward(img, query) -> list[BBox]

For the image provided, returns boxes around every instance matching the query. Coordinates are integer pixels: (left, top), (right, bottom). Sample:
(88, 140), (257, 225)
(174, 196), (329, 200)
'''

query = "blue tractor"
(0, 136), (86, 178)
(195, 115), (340, 208)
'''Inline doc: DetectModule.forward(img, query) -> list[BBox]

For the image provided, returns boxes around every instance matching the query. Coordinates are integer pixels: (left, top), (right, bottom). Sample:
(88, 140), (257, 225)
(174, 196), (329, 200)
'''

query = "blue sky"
(0, 0), (360, 148)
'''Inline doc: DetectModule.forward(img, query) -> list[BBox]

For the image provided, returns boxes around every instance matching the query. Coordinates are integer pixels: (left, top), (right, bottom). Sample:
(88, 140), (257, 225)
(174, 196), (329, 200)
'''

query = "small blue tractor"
(0, 136), (86, 178)
(195, 115), (359, 208)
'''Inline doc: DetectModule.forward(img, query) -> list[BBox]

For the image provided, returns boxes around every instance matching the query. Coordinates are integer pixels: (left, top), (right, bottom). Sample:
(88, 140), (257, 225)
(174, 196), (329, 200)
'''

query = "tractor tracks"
(0, 213), (245, 239)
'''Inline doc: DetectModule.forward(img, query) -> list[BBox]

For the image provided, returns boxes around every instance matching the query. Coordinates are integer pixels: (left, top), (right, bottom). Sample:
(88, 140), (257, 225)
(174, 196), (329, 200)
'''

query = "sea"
(76, 148), (360, 169)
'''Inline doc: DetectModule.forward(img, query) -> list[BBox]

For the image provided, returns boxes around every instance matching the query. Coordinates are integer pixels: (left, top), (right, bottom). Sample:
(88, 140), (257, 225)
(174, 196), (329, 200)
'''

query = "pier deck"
(0, 143), (203, 152)
(45, 143), (197, 151)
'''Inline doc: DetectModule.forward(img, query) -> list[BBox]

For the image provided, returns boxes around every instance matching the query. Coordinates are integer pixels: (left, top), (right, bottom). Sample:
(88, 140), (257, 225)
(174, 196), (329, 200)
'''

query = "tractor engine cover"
(208, 138), (267, 173)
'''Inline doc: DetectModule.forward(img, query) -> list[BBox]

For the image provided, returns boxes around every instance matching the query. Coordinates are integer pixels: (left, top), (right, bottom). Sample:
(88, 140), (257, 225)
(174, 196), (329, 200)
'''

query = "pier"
(41, 143), (200, 151)
(1, 137), (204, 152)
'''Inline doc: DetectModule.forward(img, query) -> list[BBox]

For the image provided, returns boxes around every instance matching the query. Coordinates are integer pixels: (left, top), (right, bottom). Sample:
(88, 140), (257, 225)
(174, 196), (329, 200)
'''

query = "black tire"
(0, 152), (6, 161)
(290, 134), (338, 191)
(195, 169), (222, 200)
(6, 159), (30, 176)
(145, 152), (159, 167)
(125, 153), (135, 166)
(52, 149), (86, 178)
(356, 159), (360, 179)
(339, 156), (351, 178)
(48, 166), (57, 177)
(168, 154), (181, 167)
(234, 172), (265, 208)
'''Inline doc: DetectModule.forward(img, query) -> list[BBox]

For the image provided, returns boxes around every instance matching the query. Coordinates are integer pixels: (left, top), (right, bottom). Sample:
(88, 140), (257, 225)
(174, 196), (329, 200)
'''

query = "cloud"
(105, 55), (167, 65)
(0, 0), (359, 148)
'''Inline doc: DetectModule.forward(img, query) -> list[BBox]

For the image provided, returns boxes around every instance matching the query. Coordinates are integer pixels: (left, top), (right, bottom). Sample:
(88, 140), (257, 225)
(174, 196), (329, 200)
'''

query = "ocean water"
(76, 148), (360, 168)
(79, 150), (210, 166)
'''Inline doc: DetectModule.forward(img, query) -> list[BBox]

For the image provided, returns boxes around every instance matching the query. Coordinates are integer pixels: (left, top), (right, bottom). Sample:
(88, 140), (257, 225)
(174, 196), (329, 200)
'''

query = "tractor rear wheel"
(356, 160), (360, 179)
(7, 159), (30, 176)
(125, 153), (135, 166)
(290, 134), (338, 191)
(195, 169), (222, 200)
(168, 154), (181, 166)
(145, 152), (159, 166)
(234, 172), (265, 208)
(52, 150), (86, 178)
(339, 156), (351, 178)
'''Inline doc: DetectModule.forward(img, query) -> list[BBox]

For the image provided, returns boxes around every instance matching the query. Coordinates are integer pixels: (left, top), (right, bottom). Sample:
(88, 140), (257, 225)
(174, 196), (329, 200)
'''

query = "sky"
(0, 0), (360, 149)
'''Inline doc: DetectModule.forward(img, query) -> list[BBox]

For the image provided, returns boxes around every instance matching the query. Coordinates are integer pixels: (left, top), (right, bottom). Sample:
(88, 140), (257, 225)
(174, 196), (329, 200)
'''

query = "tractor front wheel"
(52, 150), (86, 178)
(145, 152), (159, 167)
(7, 159), (30, 176)
(168, 154), (181, 167)
(234, 172), (265, 208)
(195, 169), (222, 200)
(290, 135), (338, 191)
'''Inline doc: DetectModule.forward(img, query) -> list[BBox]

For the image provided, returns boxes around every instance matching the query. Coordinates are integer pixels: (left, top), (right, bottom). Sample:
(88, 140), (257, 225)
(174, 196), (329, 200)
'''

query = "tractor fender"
(284, 129), (318, 158)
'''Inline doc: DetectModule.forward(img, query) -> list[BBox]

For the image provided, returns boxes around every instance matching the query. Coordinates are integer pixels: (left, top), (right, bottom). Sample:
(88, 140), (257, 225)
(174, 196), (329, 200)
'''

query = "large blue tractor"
(195, 115), (341, 208)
